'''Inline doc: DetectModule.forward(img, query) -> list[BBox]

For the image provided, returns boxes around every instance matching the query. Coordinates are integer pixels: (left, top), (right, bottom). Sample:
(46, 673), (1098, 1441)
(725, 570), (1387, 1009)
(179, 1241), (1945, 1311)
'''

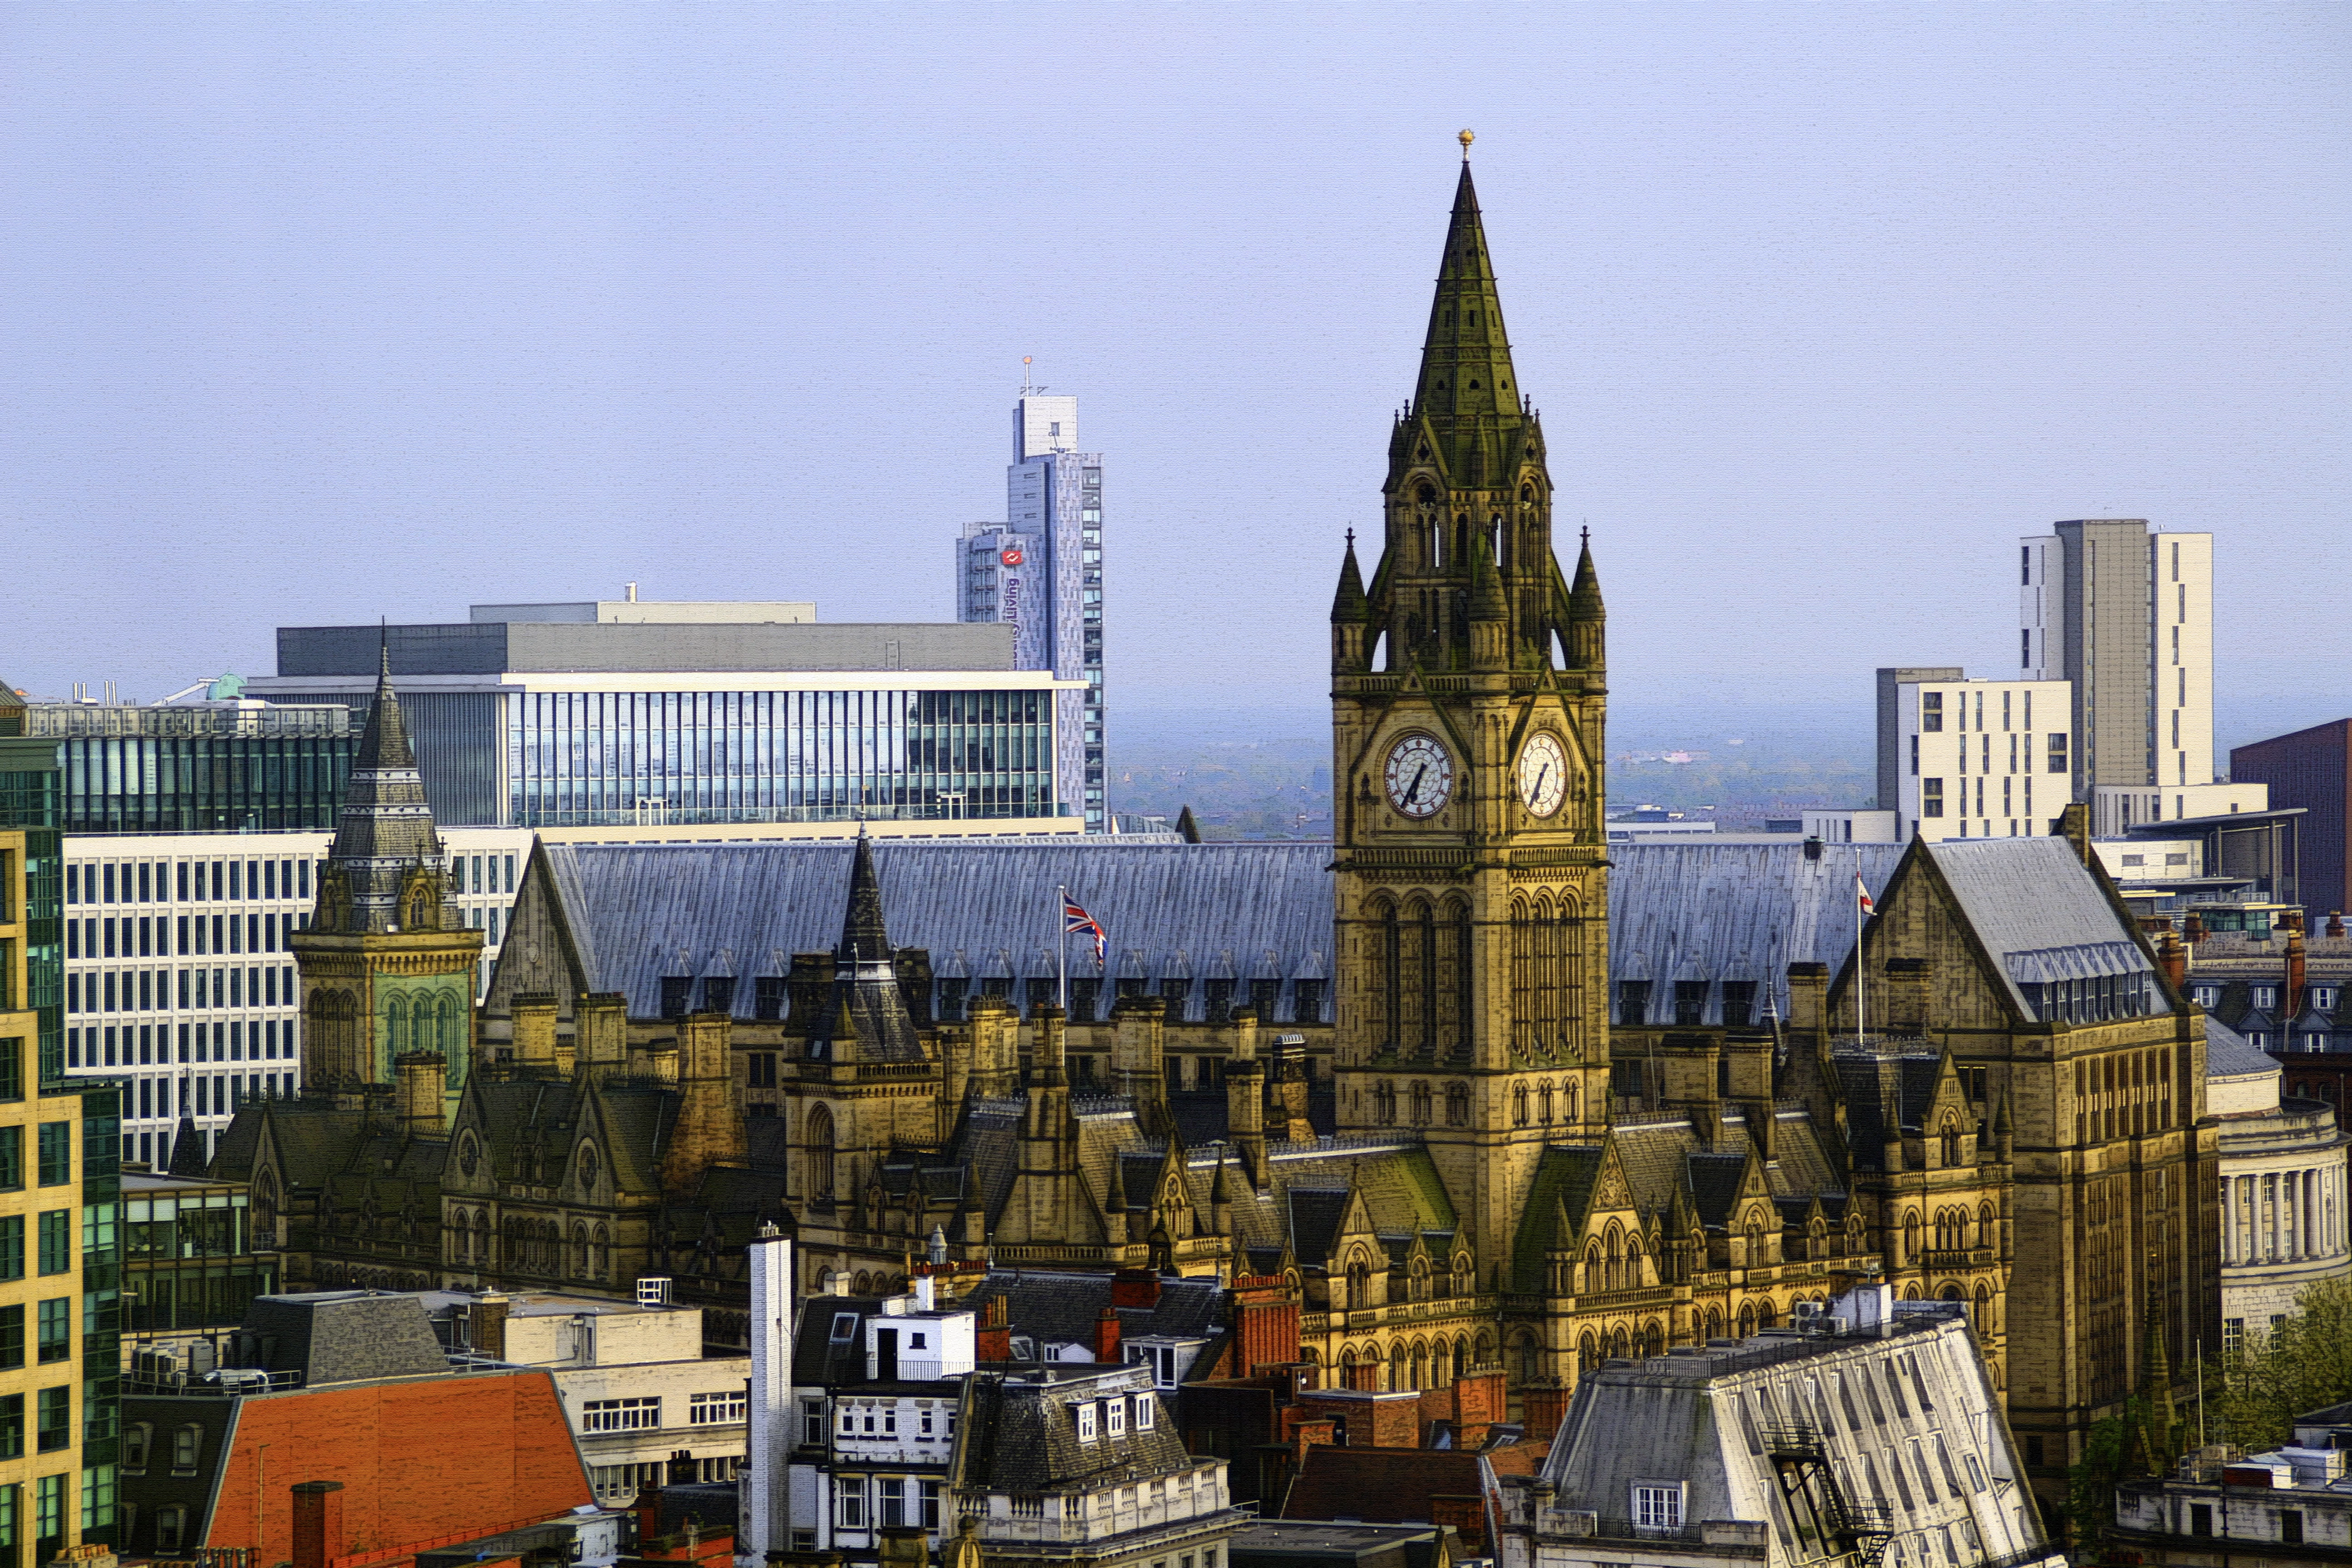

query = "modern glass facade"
(506, 687), (1064, 829)
(120, 1174), (274, 1335)
(52, 736), (352, 836)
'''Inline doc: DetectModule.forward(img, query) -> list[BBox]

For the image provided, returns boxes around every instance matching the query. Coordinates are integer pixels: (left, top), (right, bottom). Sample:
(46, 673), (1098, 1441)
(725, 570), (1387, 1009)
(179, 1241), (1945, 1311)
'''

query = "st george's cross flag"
(1857, 873), (1876, 918)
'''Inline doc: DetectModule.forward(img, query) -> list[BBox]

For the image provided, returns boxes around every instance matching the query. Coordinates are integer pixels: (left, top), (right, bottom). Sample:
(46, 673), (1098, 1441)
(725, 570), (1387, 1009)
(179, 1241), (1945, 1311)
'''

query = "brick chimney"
(1110, 1268), (1162, 1309)
(513, 993), (559, 1072)
(976, 1295), (1012, 1361)
(2184, 911), (2205, 942)
(1093, 1304), (1121, 1363)
(575, 991), (628, 1075)
(2330, 911), (2347, 939)
(660, 1013), (747, 1194)
(2057, 802), (2093, 865)
(2159, 931), (2188, 997)
(393, 1051), (446, 1137)
(2287, 927), (2308, 1018)
(290, 1480), (344, 1568)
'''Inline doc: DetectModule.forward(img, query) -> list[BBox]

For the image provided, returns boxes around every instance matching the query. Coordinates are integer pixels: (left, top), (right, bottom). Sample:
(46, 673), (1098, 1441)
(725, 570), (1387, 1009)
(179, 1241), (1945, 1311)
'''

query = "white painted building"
(63, 824), (532, 1166)
(1882, 675), (2072, 843)
(2091, 780), (2269, 840)
(426, 1288), (753, 1502)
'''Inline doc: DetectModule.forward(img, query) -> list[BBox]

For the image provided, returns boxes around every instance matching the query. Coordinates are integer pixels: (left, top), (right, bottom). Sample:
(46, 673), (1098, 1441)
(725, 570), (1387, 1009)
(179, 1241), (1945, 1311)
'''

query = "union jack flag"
(1062, 893), (1107, 964)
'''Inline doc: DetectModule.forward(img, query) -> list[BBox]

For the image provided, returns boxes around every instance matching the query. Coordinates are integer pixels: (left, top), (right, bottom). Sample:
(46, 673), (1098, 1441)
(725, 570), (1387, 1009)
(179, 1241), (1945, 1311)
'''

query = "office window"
(2047, 733), (2068, 774)
(35, 1213), (70, 1277)
(0, 1217), (20, 1281)
(581, 1397), (661, 1432)
(688, 1391), (746, 1426)
(0, 1129), (17, 1193)
(35, 1389), (68, 1453)
(0, 1307), (19, 1371)
(35, 1126), (68, 1188)
(1921, 779), (1945, 818)
(34, 1302), (66, 1365)
(1921, 692), (1943, 732)
(0, 1394), (19, 1458)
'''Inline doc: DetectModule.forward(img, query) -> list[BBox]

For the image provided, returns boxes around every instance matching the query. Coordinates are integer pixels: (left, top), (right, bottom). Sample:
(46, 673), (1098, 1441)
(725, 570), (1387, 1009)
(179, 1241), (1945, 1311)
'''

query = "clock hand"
(1533, 765), (1550, 801)
(1406, 764), (1427, 805)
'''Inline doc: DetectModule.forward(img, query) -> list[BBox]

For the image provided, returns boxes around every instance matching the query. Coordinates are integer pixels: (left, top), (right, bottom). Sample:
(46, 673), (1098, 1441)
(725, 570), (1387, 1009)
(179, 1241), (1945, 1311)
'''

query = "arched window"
(1604, 1225), (1623, 1292)
(1510, 1335), (1539, 1383)
(173, 1424), (203, 1468)
(1537, 1082), (1554, 1123)
(1446, 1082), (1469, 1127)
(1513, 1084), (1529, 1125)
(807, 1103), (836, 1199)
(1437, 898), (1471, 1060)
(1510, 899), (1534, 1053)
(1941, 1117), (1962, 1168)
(1901, 1210), (1922, 1264)
(1395, 1342), (1416, 1391)
(385, 997), (409, 1070)
(1704, 1307), (1724, 1340)
(1410, 1081), (1433, 1126)
(573, 1223), (591, 1277)
(1566, 1081), (1580, 1125)
(593, 1224), (610, 1281)
(473, 1210), (490, 1265)
(253, 1169), (280, 1250)
(1372, 897), (1400, 1055)
(1578, 1330), (1598, 1372)
(1346, 1257), (1373, 1308)
(1977, 1204), (1997, 1249)
(1583, 1244), (1602, 1294)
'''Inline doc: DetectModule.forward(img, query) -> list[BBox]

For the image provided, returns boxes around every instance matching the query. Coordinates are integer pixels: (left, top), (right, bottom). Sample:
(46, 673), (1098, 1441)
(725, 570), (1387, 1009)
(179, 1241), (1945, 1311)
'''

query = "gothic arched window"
(807, 1103), (836, 1200)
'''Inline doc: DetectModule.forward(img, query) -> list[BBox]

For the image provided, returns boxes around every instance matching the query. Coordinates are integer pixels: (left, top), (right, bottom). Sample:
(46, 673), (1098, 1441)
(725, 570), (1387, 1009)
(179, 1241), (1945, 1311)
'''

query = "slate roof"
(536, 841), (1335, 1023)
(1607, 843), (1906, 1022)
(959, 1271), (1227, 1353)
(1279, 1448), (1494, 1544)
(2204, 1014), (2279, 1080)
(1924, 838), (2153, 1011)
(954, 1364), (1192, 1494)
(240, 1291), (452, 1384)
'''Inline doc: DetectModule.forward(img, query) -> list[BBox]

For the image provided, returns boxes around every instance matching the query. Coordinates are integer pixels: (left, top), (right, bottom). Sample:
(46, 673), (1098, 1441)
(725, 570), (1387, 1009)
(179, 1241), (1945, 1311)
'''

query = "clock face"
(1383, 733), (1454, 819)
(1517, 731), (1569, 818)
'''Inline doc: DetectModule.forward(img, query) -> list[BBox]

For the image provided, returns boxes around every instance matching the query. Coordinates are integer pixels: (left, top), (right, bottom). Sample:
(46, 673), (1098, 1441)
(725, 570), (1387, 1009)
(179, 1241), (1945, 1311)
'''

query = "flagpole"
(1856, 847), (1868, 1048)
(1058, 884), (1069, 1012)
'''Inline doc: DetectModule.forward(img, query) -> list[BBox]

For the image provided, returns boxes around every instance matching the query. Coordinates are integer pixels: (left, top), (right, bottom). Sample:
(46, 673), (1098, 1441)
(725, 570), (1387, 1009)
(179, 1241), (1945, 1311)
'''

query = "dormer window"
(2254, 987), (2278, 1010)
(1137, 1396), (1156, 1431)
(1107, 1399), (1127, 1437)
(1076, 1403), (1097, 1441)
(2314, 987), (2339, 1013)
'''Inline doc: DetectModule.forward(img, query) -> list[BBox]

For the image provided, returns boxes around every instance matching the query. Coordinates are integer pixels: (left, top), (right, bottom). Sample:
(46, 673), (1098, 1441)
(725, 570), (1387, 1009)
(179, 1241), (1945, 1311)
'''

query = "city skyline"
(5, 5), (2346, 755)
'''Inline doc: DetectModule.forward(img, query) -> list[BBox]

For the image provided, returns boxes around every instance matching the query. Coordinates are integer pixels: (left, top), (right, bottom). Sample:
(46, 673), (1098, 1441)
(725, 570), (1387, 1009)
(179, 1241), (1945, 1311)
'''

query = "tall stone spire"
(321, 642), (447, 935)
(1411, 161), (1522, 432)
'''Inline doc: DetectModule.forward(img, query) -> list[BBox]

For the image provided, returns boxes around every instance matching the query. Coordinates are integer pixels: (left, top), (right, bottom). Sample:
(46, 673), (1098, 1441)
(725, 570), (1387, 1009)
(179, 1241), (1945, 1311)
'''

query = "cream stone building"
(2202, 1016), (2350, 1350)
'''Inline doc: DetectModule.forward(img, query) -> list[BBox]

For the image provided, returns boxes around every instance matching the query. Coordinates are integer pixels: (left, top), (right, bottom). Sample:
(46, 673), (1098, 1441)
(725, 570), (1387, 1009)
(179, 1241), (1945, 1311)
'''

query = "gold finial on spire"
(1458, 128), (1474, 160)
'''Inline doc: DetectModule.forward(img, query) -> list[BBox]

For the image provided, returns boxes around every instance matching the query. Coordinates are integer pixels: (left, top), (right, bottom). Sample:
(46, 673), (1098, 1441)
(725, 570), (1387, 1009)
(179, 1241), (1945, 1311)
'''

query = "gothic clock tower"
(1329, 139), (1610, 1284)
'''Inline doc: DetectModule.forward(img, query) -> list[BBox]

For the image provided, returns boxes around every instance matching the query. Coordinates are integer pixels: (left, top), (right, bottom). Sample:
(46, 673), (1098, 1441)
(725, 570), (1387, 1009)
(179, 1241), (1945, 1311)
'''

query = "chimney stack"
(2160, 931), (2188, 997)
(513, 994), (559, 1072)
(2287, 927), (2308, 1018)
(660, 1013), (747, 1194)
(1094, 1304), (1122, 1363)
(2330, 911), (2346, 939)
(743, 1223), (794, 1562)
(291, 1481), (345, 1568)
(1785, 963), (1828, 1035)
(1227, 1028), (1267, 1189)
(394, 1051), (446, 1137)
(575, 991), (628, 1075)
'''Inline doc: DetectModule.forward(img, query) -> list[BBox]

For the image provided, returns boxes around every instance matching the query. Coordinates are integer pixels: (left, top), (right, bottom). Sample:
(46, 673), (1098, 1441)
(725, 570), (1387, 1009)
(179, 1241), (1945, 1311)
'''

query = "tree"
(2215, 1278), (2352, 1452)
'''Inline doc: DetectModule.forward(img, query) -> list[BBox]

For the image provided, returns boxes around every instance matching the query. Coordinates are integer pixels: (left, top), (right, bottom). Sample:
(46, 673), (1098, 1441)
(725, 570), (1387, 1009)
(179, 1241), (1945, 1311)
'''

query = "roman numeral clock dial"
(1383, 732), (1454, 819)
(1517, 730), (1568, 817)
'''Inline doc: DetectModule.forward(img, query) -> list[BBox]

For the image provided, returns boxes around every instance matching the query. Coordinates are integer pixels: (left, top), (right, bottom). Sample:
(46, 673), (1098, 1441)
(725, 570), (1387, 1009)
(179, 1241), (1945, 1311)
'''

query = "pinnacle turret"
(317, 637), (446, 934)
(837, 830), (894, 977)
(1330, 531), (1369, 624)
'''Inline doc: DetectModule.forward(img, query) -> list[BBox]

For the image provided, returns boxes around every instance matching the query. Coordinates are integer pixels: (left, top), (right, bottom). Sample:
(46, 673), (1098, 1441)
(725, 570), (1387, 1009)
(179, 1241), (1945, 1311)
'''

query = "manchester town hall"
(211, 152), (2222, 1506)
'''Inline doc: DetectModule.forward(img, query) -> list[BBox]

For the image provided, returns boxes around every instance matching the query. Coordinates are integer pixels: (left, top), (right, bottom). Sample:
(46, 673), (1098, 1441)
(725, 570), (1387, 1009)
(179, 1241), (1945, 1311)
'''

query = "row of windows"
(69, 1022), (291, 1070)
(66, 857), (312, 906)
(1911, 733), (2065, 776)
(834, 1401), (953, 1442)
(0, 1211), (81, 1279)
(1613, 979), (1765, 1028)
(1072, 1392), (1155, 1441)
(1919, 688), (2043, 734)
(665, 972), (1327, 1026)
(1920, 776), (2045, 821)
(68, 911), (305, 959)
(66, 965), (297, 1014)
(0, 1388), (74, 1458)
(0, 1124), (75, 1190)
(833, 1475), (943, 1531)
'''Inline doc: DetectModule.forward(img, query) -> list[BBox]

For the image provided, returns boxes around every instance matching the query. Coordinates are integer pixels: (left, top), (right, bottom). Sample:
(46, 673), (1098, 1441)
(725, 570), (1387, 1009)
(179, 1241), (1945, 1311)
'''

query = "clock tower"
(1329, 142), (1609, 1284)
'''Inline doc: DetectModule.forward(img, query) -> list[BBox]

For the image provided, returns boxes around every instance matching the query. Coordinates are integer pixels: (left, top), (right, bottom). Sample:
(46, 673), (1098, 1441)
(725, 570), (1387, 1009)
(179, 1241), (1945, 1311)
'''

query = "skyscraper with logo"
(956, 391), (1104, 828)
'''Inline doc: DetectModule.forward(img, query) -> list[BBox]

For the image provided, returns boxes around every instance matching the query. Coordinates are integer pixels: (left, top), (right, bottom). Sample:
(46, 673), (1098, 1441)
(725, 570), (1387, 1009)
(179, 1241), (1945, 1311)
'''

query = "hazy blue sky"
(6, 5), (2346, 757)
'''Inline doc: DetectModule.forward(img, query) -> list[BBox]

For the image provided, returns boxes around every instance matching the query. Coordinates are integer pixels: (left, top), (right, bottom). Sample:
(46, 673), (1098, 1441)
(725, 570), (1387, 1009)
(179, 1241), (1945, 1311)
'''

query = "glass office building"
(19, 706), (353, 837)
(255, 616), (1083, 835)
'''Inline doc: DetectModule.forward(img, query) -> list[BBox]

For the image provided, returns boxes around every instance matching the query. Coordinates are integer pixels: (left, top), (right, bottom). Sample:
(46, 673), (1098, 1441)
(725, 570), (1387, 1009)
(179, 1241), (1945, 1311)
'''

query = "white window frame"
(1633, 1482), (1686, 1532)
(1107, 1399), (1127, 1437)
(581, 1396), (662, 1433)
(1137, 1394), (1156, 1431)
(836, 1475), (868, 1529)
(689, 1390), (747, 1426)
(1077, 1402), (1098, 1441)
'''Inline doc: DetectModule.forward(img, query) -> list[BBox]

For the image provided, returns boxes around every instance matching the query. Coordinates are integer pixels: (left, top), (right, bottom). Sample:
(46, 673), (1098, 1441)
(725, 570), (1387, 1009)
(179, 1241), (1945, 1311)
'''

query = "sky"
(5, 4), (2347, 760)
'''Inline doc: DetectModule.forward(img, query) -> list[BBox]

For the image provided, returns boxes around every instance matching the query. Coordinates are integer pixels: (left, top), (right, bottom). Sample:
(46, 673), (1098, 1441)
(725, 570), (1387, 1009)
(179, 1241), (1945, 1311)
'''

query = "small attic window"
(830, 1313), (858, 1342)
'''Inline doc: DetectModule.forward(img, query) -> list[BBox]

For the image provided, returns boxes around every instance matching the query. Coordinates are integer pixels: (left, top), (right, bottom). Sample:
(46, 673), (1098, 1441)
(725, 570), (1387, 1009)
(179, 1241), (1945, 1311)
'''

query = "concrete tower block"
(743, 1225), (794, 1560)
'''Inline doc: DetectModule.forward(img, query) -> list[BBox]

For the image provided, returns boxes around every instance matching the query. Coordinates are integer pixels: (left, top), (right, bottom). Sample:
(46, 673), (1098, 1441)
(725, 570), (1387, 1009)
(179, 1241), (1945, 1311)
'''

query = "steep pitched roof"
(954, 1365), (1193, 1494)
(1923, 838), (2154, 1012)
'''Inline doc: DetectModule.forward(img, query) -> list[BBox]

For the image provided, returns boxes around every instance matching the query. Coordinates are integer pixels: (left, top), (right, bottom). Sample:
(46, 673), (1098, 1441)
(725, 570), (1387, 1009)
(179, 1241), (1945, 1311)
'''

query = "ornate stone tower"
(1330, 142), (1610, 1284)
(290, 647), (481, 1113)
